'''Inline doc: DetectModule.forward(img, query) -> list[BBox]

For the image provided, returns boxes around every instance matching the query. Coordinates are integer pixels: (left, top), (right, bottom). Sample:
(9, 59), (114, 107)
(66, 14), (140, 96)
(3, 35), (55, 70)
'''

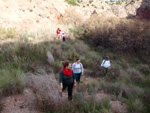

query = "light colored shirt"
(62, 32), (65, 37)
(72, 62), (84, 74)
(101, 60), (111, 68)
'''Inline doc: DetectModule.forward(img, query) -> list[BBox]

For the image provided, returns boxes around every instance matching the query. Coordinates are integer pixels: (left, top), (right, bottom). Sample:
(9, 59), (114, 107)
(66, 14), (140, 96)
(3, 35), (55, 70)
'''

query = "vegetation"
(0, 13), (150, 113)
(69, 17), (150, 113)
(0, 27), (17, 40)
(0, 68), (24, 96)
(89, 0), (93, 4)
(116, 0), (122, 5)
(65, 0), (77, 6)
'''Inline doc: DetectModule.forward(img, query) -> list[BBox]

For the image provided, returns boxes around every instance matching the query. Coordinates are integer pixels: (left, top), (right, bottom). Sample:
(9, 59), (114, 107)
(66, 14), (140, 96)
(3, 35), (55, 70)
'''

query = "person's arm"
(72, 63), (75, 73)
(100, 60), (104, 69)
(81, 63), (84, 75)
(73, 73), (77, 86)
(101, 60), (104, 67)
(59, 70), (63, 89)
(108, 60), (111, 68)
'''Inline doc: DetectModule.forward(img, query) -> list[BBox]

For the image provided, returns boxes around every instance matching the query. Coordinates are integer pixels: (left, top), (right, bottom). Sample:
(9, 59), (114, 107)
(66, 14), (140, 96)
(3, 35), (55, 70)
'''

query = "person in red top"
(56, 28), (61, 40)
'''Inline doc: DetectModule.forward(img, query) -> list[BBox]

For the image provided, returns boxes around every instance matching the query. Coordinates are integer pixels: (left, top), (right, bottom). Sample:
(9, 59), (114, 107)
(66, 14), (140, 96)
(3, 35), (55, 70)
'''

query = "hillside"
(0, 0), (148, 30)
(0, 0), (68, 29)
(0, 0), (150, 113)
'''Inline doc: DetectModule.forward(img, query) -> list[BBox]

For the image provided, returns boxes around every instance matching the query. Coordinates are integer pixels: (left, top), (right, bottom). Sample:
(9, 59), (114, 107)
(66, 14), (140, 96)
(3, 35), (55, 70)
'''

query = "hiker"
(56, 28), (61, 40)
(100, 56), (111, 76)
(72, 59), (84, 85)
(61, 32), (66, 42)
(59, 61), (77, 101)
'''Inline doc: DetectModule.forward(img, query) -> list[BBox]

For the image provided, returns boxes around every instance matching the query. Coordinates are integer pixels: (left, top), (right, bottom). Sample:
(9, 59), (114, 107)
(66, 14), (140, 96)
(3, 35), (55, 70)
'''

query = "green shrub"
(87, 82), (99, 94)
(102, 82), (120, 95)
(100, 98), (111, 110)
(74, 93), (84, 102)
(127, 99), (144, 113)
(127, 68), (143, 83)
(0, 68), (24, 96)
(105, 1), (109, 4)
(116, 0), (122, 5)
(89, 0), (93, 4)
(92, 4), (97, 8)
(65, 0), (77, 6)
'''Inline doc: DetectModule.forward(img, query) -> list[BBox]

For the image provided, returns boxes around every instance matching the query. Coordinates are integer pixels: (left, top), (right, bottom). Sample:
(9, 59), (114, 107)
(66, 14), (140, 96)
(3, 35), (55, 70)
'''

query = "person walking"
(56, 28), (61, 40)
(61, 32), (66, 42)
(59, 61), (76, 101)
(72, 59), (84, 85)
(100, 56), (111, 76)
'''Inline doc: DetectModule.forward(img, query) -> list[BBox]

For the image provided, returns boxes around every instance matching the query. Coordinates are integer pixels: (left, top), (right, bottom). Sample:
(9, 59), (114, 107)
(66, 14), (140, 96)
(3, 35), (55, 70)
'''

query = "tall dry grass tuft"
(0, 68), (24, 96)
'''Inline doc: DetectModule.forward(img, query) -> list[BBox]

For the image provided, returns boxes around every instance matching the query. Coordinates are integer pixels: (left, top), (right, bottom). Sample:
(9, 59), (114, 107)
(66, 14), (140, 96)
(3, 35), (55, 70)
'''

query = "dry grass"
(0, 68), (24, 96)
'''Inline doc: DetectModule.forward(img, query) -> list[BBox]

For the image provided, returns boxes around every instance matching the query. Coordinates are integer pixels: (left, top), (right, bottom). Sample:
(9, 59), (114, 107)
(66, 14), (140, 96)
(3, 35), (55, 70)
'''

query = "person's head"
(57, 28), (60, 30)
(105, 56), (110, 60)
(62, 61), (71, 69)
(76, 58), (80, 64)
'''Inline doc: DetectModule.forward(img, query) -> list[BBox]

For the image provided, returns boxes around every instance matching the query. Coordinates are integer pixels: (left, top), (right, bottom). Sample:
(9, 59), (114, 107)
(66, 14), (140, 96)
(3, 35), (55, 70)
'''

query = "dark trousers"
(63, 83), (74, 101)
(103, 68), (108, 76)
(74, 73), (82, 84)
(63, 37), (65, 42)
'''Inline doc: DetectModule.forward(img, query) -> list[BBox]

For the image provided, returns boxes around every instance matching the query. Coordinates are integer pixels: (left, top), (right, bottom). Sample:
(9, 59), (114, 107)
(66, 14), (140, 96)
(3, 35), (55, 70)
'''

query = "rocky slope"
(0, 0), (68, 29)
(0, 0), (147, 30)
(136, 0), (150, 20)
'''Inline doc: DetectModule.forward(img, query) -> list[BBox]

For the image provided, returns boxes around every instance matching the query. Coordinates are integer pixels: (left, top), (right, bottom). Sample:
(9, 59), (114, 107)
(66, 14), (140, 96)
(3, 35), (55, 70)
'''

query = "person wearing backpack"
(59, 61), (77, 101)
(100, 56), (111, 76)
(72, 59), (84, 85)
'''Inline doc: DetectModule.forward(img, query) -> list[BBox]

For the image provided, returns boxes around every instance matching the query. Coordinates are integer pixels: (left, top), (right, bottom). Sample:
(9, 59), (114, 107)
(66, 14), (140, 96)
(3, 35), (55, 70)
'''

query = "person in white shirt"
(72, 59), (84, 85)
(100, 56), (111, 76)
(61, 32), (65, 42)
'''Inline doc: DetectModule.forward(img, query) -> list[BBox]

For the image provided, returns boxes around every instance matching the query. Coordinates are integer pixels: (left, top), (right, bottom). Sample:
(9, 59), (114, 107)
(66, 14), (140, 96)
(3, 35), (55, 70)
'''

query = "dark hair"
(61, 61), (69, 68)
(106, 56), (110, 59)
(76, 58), (80, 61)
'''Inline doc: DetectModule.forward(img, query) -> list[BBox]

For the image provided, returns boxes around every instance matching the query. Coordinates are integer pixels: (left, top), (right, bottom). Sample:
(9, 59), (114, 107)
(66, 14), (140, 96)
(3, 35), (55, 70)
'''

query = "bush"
(123, 84), (144, 99)
(0, 68), (24, 96)
(100, 98), (111, 110)
(102, 82), (120, 95)
(87, 82), (99, 94)
(127, 68), (143, 83)
(65, 0), (77, 6)
(136, 64), (150, 76)
(89, 0), (93, 4)
(79, 19), (150, 58)
(127, 99), (144, 113)
(0, 26), (17, 40)
(116, 0), (122, 5)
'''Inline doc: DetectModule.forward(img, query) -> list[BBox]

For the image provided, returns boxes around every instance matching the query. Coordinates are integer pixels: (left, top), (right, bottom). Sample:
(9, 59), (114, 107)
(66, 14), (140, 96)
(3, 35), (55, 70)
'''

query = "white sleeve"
(109, 61), (111, 67)
(81, 63), (84, 73)
(72, 63), (75, 72)
(101, 60), (104, 66)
